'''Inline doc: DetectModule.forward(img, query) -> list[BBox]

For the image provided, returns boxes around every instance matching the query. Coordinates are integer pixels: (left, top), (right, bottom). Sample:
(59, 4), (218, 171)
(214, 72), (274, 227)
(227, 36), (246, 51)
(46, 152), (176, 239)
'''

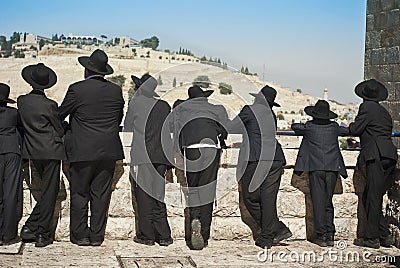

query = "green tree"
(219, 82), (233, 95)
(114, 37), (120, 45)
(244, 67), (249, 74)
(140, 36), (159, 50)
(172, 77), (176, 87)
(296, 88), (302, 94)
(14, 50), (25, 58)
(108, 75), (126, 87)
(39, 39), (45, 50)
(193, 75), (211, 88)
(276, 114), (285, 120)
(10, 32), (20, 44)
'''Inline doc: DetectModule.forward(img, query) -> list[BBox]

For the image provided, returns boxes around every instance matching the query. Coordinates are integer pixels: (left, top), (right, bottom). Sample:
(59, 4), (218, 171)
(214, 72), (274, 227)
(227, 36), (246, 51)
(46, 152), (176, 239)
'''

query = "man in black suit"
(124, 73), (173, 246)
(58, 49), (124, 246)
(172, 85), (228, 250)
(349, 79), (398, 249)
(18, 63), (66, 247)
(292, 100), (349, 247)
(0, 83), (23, 246)
(227, 85), (292, 249)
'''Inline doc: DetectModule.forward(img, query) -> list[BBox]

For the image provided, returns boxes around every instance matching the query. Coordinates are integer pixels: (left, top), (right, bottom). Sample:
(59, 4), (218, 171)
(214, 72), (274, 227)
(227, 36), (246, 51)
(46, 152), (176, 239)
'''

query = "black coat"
(227, 100), (285, 180)
(58, 77), (124, 162)
(123, 94), (172, 165)
(292, 120), (348, 178)
(172, 98), (228, 149)
(0, 105), (22, 155)
(349, 101), (397, 165)
(17, 90), (66, 160)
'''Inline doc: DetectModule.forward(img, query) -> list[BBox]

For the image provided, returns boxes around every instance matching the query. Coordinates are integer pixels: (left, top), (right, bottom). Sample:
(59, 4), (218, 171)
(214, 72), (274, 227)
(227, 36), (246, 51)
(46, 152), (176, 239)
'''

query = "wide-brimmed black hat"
(355, 79), (388, 101)
(131, 73), (159, 97)
(304, 100), (337, 120)
(0, 83), (15, 103)
(250, 85), (280, 107)
(188, 85), (213, 99)
(21, 63), (57, 90)
(78, 49), (113, 75)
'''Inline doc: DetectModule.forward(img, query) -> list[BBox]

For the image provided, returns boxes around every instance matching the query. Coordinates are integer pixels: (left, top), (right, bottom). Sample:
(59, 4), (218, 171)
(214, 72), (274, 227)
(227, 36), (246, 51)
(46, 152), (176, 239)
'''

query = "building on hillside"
(13, 33), (39, 50)
(118, 36), (139, 47)
(323, 88), (328, 101)
(61, 33), (102, 45)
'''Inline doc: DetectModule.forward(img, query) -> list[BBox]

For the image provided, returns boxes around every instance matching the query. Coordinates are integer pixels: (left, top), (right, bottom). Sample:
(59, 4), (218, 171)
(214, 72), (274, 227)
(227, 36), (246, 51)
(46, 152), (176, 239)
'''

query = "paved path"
(1, 239), (399, 267)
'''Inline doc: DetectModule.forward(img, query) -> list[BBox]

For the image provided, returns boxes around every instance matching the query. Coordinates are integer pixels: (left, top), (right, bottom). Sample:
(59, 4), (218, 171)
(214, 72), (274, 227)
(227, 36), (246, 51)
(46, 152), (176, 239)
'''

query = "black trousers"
(70, 160), (116, 242)
(241, 160), (287, 241)
(133, 163), (171, 241)
(363, 157), (396, 240)
(25, 159), (60, 238)
(185, 148), (221, 242)
(309, 171), (338, 237)
(0, 153), (22, 242)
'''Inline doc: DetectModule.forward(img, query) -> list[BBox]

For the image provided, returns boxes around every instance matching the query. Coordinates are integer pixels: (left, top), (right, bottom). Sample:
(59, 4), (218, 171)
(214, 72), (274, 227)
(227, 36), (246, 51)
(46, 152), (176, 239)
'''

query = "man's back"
(0, 106), (21, 155)
(18, 91), (66, 160)
(59, 77), (124, 162)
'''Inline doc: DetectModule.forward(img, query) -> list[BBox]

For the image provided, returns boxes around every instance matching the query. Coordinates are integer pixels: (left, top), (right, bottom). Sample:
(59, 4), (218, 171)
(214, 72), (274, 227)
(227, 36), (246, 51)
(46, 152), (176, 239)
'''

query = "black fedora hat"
(0, 83), (15, 103)
(304, 100), (337, 120)
(188, 85), (213, 99)
(249, 85), (280, 107)
(21, 63), (57, 90)
(131, 73), (159, 97)
(78, 49), (113, 75)
(355, 79), (388, 101)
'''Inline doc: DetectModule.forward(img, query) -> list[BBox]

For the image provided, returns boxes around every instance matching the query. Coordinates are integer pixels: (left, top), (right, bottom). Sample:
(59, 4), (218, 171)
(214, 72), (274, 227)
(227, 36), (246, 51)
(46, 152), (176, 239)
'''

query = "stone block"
(388, 8), (400, 27)
(366, 31), (381, 50)
(367, 14), (375, 31)
(371, 48), (387, 65)
(277, 192), (306, 218)
(374, 11), (389, 29)
(382, 0), (396, 11)
(368, 0), (382, 14)
(386, 46), (400, 64)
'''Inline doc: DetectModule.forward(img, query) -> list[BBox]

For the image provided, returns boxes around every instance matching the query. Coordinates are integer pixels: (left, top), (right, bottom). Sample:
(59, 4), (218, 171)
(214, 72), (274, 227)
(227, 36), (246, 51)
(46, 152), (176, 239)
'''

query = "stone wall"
(365, 0), (400, 247)
(19, 148), (366, 242)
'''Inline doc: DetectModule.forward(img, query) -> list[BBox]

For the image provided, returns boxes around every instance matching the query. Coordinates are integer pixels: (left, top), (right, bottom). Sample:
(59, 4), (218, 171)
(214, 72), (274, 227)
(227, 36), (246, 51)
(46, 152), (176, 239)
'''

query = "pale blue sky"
(1, 0), (366, 103)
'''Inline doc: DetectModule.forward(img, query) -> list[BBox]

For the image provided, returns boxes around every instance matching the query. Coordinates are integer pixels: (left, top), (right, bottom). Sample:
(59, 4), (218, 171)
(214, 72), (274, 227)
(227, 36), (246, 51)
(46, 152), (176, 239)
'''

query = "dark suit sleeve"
(47, 102), (65, 137)
(226, 106), (250, 134)
(117, 87), (124, 126)
(58, 85), (76, 120)
(218, 106), (229, 140)
(123, 99), (134, 132)
(291, 123), (306, 134)
(338, 126), (350, 136)
(349, 103), (370, 136)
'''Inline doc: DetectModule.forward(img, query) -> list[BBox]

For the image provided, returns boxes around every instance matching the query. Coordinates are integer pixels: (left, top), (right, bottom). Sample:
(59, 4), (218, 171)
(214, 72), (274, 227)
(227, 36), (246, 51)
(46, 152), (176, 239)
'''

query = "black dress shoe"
(157, 237), (173, 247)
(190, 219), (204, 250)
(90, 240), (103, 247)
(380, 235), (394, 247)
(255, 237), (273, 249)
(363, 238), (380, 249)
(71, 237), (91, 246)
(273, 227), (293, 245)
(310, 236), (327, 247)
(353, 238), (364, 247)
(325, 234), (334, 247)
(133, 236), (155, 246)
(35, 235), (52, 248)
(20, 226), (36, 241)
(3, 236), (21, 246)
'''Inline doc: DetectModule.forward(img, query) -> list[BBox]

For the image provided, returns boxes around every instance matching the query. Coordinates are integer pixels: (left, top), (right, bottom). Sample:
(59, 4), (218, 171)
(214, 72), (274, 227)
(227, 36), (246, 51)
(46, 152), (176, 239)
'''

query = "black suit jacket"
(227, 101), (286, 163)
(123, 94), (172, 165)
(0, 105), (22, 155)
(292, 120), (348, 178)
(349, 101), (398, 165)
(172, 98), (228, 149)
(58, 77), (124, 162)
(17, 90), (66, 160)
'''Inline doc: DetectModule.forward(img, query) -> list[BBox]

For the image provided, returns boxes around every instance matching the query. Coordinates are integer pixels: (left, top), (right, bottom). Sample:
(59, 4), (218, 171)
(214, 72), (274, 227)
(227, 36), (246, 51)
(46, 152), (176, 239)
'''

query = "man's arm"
(58, 85), (76, 120)
(291, 123), (306, 134)
(47, 102), (65, 137)
(226, 106), (250, 134)
(123, 98), (134, 133)
(349, 103), (370, 136)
